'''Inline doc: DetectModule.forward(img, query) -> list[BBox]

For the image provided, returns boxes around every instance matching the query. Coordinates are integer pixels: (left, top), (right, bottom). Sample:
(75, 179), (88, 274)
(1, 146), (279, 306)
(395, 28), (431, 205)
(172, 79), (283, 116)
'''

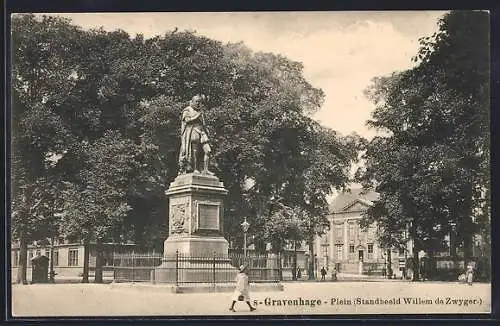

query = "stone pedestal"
(154, 172), (238, 283)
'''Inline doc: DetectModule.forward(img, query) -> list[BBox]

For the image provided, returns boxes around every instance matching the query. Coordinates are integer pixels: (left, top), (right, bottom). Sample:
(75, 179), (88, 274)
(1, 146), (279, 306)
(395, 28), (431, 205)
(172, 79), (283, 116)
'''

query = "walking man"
(320, 267), (327, 281)
(229, 265), (256, 312)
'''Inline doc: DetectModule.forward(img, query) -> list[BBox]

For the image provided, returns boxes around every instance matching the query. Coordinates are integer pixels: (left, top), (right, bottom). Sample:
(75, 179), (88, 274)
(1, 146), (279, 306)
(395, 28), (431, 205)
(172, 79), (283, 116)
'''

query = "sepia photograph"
(9, 11), (491, 317)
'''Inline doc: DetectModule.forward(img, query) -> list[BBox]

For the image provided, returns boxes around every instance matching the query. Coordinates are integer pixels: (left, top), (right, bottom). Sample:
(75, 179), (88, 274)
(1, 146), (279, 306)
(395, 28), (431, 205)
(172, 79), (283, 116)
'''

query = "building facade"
(314, 188), (489, 279)
(314, 188), (404, 277)
(11, 241), (149, 283)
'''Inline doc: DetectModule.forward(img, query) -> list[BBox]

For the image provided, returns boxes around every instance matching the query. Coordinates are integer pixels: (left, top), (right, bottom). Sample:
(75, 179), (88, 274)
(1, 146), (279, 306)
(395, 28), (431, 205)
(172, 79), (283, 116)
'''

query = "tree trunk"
(255, 238), (266, 254)
(292, 240), (297, 281)
(449, 229), (457, 257)
(308, 238), (315, 280)
(94, 240), (103, 283)
(462, 217), (474, 261)
(460, 183), (475, 263)
(81, 240), (90, 283)
(16, 234), (28, 285)
(49, 238), (55, 283)
(134, 223), (145, 247)
(386, 248), (392, 278)
(412, 245), (420, 282)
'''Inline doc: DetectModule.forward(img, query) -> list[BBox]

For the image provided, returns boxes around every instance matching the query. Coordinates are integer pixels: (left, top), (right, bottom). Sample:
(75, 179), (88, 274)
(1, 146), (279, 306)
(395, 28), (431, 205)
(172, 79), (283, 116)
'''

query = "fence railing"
(112, 253), (162, 282)
(111, 251), (281, 285)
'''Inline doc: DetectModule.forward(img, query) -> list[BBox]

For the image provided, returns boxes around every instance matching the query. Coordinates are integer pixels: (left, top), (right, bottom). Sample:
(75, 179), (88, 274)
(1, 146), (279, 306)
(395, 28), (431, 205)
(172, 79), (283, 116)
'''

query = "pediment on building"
(341, 198), (373, 213)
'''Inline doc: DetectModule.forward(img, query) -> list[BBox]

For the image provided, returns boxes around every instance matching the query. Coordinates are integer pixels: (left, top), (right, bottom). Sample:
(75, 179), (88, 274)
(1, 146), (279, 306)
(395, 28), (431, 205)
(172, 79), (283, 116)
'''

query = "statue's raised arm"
(178, 95), (213, 175)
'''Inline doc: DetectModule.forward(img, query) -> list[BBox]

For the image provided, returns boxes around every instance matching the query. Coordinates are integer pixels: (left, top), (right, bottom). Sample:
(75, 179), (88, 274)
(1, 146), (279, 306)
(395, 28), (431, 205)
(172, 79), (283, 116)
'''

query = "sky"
(43, 11), (448, 141)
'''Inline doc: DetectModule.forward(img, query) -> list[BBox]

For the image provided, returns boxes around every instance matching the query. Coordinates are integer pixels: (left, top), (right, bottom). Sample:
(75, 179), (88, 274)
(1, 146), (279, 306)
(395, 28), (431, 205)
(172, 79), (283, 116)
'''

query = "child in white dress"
(229, 265), (256, 312)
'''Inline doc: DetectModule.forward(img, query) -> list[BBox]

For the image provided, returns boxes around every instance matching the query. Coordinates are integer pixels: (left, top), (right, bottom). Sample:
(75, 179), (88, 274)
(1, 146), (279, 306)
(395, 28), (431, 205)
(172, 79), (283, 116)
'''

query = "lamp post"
(450, 221), (457, 268)
(403, 224), (410, 280)
(241, 217), (250, 257)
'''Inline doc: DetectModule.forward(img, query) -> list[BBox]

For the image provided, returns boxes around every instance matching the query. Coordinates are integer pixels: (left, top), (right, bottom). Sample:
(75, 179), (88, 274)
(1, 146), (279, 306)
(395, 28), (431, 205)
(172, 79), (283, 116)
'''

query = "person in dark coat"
(320, 267), (327, 281)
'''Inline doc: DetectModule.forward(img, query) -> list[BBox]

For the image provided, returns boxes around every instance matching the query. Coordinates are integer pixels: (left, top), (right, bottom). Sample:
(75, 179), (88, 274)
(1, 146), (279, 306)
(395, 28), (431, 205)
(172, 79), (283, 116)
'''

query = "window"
(68, 248), (79, 266)
(282, 255), (292, 268)
(367, 244), (374, 259)
(348, 224), (356, 240)
(349, 245), (355, 253)
(36, 249), (41, 256)
(335, 225), (343, 238)
(53, 250), (59, 266)
(322, 244), (329, 258)
(336, 245), (343, 260)
(399, 248), (405, 256)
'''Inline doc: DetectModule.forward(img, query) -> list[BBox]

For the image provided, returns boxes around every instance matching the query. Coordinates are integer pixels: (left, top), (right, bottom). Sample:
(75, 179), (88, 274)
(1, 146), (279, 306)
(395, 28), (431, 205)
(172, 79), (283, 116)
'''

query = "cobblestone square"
(11, 281), (490, 317)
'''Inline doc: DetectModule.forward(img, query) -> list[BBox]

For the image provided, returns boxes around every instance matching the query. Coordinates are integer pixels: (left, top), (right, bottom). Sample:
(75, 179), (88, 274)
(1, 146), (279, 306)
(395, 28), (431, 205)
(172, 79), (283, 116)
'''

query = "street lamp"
(241, 217), (250, 257)
(450, 221), (457, 268)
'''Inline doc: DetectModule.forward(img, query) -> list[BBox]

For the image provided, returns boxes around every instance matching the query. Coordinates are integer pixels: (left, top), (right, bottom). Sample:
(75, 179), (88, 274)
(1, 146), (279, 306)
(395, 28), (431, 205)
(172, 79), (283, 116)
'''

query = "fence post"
(119, 254), (123, 282)
(132, 253), (135, 283)
(112, 251), (116, 282)
(175, 250), (179, 286)
(278, 252), (282, 282)
(212, 251), (216, 287)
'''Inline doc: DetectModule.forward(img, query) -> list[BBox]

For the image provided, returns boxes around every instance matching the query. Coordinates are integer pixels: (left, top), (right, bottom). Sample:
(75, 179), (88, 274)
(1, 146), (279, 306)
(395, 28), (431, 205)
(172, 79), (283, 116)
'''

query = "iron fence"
(113, 253), (163, 282)
(111, 251), (281, 284)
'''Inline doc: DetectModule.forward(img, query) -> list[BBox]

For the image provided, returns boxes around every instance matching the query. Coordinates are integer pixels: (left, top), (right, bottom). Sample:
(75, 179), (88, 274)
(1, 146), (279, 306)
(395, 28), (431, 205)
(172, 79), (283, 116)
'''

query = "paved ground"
(11, 281), (490, 317)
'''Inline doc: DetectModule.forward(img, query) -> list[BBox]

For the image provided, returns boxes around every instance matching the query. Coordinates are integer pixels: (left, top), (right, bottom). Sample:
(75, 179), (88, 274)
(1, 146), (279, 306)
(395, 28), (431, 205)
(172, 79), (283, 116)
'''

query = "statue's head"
(190, 94), (206, 108)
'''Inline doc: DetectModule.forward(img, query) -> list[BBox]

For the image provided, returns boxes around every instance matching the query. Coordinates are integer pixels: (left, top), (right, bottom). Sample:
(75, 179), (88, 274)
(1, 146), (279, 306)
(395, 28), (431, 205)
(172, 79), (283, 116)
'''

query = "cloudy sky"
(46, 11), (447, 140)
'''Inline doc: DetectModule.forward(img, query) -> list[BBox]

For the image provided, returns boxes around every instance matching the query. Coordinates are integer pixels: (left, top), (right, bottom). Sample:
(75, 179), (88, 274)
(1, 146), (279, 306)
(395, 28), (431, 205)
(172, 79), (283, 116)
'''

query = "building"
(11, 240), (150, 283)
(314, 188), (489, 279)
(313, 188), (399, 276)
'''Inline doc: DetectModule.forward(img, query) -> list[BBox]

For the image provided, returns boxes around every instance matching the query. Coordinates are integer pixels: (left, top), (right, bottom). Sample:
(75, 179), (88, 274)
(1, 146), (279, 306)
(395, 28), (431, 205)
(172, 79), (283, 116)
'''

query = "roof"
(329, 188), (379, 213)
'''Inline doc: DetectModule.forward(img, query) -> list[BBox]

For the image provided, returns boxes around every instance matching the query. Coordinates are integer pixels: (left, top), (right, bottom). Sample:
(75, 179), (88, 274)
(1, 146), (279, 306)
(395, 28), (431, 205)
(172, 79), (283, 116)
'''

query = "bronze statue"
(178, 95), (213, 175)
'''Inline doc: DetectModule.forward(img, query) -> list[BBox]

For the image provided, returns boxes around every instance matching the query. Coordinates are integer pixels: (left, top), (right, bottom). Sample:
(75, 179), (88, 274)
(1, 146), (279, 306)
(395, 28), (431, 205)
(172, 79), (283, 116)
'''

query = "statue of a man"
(178, 94), (213, 175)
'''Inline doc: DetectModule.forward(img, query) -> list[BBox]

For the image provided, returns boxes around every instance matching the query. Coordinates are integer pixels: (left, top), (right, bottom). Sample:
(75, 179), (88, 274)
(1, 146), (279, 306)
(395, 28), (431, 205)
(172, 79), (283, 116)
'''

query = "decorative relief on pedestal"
(170, 203), (188, 235)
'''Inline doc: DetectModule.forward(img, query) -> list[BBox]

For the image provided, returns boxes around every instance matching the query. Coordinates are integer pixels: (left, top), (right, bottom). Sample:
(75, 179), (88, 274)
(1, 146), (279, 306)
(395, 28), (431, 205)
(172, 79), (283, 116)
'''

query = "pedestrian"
(297, 268), (302, 280)
(229, 265), (256, 312)
(320, 267), (327, 281)
(331, 267), (337, 281)
(465, 263), (475, 286)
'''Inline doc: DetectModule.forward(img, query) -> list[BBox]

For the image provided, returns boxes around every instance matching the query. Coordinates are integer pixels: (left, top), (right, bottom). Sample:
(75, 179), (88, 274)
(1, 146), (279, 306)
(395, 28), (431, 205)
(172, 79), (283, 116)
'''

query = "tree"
(135, 33), (361, 250)
(359, 10), (490, 280)
(11, 16), (364, 281)
(57, 131), (140, 282)
(11, 14), (86, 283)
(413, 10), (490, 260)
